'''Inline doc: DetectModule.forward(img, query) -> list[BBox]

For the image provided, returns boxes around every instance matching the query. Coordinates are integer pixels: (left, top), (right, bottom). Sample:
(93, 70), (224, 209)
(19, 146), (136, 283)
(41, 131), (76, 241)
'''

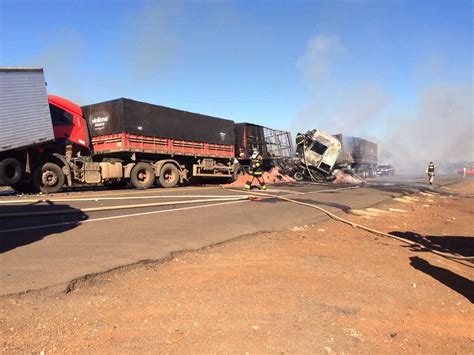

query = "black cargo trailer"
(81, 98), (237, 188)
(333, 134), (378, 177)
(235, 123), (293, 170)
(83, 98), (235, 145)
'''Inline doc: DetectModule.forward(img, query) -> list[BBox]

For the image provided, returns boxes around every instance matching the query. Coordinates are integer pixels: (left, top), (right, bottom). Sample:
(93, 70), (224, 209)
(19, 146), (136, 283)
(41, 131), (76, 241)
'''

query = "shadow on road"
(390, 231), (474, 258)
(293, 198), (352, 213)
(0, 202), (88, 254)
(409, 256), (474, 303)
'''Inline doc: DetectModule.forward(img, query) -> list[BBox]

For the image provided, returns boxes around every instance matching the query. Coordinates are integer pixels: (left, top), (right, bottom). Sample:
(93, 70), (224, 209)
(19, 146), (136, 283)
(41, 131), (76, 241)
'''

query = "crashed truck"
(281, 129), (378, 181)
(281, 129), (342, 181)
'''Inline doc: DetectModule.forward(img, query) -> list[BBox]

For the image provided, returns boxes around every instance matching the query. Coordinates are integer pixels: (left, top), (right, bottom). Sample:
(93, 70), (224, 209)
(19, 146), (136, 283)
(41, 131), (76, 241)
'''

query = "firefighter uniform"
(243, 150), (267, 191)
(427, 162), (435, 185)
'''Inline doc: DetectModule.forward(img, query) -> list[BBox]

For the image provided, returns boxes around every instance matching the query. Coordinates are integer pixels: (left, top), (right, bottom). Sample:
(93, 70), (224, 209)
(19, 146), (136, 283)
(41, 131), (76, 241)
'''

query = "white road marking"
(0, 199), (248, 234)
(0, 194), (246, 204)
(0, 185), (362, 234)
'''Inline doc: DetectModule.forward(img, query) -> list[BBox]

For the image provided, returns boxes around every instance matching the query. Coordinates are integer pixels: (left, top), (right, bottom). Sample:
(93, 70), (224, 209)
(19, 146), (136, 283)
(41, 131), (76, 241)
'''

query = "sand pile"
(332, 170), (364, 185)
(225, 167), (295, 188)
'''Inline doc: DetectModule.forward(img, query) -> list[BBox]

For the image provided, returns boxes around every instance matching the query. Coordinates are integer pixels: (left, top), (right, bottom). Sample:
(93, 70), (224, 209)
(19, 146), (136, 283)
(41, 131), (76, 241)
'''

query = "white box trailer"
(0, 67), (54, 152)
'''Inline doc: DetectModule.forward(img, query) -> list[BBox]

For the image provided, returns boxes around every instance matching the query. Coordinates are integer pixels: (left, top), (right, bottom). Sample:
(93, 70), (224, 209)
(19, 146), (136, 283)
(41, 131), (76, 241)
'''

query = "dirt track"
(1, 181), (473, 353)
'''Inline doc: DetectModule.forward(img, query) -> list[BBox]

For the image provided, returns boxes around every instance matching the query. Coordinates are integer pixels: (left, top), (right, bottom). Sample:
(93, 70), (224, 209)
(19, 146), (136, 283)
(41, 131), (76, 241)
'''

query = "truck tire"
(0, 158), (22, 186)
(158, 163), (180, 188)
(130, 162), (155, 189)
(293, 171), (304, 181)
(33, 162), (65, 194)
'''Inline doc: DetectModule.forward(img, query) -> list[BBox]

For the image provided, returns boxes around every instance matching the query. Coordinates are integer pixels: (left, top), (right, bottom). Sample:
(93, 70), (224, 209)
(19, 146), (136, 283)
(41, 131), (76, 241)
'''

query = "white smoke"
(380, 83), (473, 173)
(296, 34), (344, 89)
(295, 33), (473, 174)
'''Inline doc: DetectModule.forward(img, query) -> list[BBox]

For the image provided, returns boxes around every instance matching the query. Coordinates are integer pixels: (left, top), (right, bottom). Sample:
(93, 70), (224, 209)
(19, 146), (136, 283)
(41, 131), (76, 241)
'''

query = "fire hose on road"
(221, 186), (474, 262)
(1, 186), (471, 262)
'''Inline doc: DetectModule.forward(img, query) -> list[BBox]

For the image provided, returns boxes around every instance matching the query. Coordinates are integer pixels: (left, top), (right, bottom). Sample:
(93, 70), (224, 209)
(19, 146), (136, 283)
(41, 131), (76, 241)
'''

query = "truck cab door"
(48, 95), (89, 150)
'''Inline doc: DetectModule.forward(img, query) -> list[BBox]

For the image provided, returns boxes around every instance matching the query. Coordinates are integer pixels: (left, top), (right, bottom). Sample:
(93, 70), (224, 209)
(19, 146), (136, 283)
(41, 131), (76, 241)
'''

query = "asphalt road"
(0, 175), (463, 295)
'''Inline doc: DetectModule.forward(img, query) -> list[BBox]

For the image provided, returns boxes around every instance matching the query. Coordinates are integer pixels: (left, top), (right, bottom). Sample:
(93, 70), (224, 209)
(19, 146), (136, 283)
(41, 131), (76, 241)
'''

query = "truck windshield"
(310, 141), (327, 155)
(50, 104), (73, 126)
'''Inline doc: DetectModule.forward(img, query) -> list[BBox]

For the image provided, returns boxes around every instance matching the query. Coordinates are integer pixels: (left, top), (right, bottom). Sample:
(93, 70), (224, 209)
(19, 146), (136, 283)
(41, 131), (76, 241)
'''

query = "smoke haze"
(296, 33), (473, 174)
(380, 83), (473, 173)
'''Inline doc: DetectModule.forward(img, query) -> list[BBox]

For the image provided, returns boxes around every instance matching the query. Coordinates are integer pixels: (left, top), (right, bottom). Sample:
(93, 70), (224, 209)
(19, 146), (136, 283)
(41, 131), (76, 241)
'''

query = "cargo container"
(0, 68), (90, 192)
(333, 134), (378, 177)
(82, 98), (237, 187)
(0, 68), (54, 153)
(234, 122), (293, 170)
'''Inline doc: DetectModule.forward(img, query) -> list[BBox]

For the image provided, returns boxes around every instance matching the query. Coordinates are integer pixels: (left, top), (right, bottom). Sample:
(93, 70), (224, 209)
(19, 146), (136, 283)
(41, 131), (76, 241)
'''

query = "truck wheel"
(158, 163), (180, 188)
(33, 162), (65, 194)
(130, 162), (155, 189)
(293, 171), (304, 181)
(0, 158), (22, 186)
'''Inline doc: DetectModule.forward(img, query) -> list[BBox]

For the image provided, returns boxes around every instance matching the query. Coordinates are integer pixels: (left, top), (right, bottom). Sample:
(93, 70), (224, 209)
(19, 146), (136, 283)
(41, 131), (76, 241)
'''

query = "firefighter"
(243, 148), (267, 191)
(426, 161), (436, 185)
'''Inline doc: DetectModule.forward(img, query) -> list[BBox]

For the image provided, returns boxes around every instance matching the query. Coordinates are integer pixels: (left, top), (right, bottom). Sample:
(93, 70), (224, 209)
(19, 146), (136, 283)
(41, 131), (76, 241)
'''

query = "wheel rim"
(137, 169), (151, 184)
(163, 169), (176, 183)
(42, 170), (58, 186)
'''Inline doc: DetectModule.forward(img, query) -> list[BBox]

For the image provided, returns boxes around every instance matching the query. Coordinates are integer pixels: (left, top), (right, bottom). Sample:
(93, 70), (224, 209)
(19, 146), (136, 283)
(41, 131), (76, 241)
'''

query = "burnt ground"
(0, 180), (473, 353)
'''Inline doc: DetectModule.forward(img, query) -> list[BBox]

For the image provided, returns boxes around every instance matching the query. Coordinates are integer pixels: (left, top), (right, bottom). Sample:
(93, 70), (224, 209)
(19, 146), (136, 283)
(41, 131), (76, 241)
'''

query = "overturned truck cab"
(288, 129), (342, 181)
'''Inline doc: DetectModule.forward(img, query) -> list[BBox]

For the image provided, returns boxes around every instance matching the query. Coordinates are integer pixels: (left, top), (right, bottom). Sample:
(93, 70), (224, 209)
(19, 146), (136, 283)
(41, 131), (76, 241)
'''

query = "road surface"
(0, 175), (463, 295)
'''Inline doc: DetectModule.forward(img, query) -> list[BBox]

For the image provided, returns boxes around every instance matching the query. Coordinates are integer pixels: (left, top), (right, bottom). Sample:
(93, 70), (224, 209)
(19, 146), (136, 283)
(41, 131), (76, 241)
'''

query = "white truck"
(289, 129), (342, 181)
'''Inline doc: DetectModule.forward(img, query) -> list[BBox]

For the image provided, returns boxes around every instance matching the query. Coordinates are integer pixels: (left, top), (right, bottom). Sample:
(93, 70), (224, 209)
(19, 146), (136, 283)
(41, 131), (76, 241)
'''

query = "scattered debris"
(225, 168), (295, 188)
(393, 197), (413, 204)
(365, 208), (390, 214)
(332, 170), (364, 185)
(389, 208), (408, 213)
(349, 209), (379, 217)
(291, 225), (308, 232)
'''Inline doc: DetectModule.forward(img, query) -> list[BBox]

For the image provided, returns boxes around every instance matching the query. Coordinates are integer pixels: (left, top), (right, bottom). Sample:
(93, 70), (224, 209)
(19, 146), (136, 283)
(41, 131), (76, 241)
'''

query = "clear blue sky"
(0, 0), (472, 140)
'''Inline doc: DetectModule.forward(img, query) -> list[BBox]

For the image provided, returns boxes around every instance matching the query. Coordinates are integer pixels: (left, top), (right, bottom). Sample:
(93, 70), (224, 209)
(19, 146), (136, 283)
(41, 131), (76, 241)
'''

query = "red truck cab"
(48, 95), (89, 151)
